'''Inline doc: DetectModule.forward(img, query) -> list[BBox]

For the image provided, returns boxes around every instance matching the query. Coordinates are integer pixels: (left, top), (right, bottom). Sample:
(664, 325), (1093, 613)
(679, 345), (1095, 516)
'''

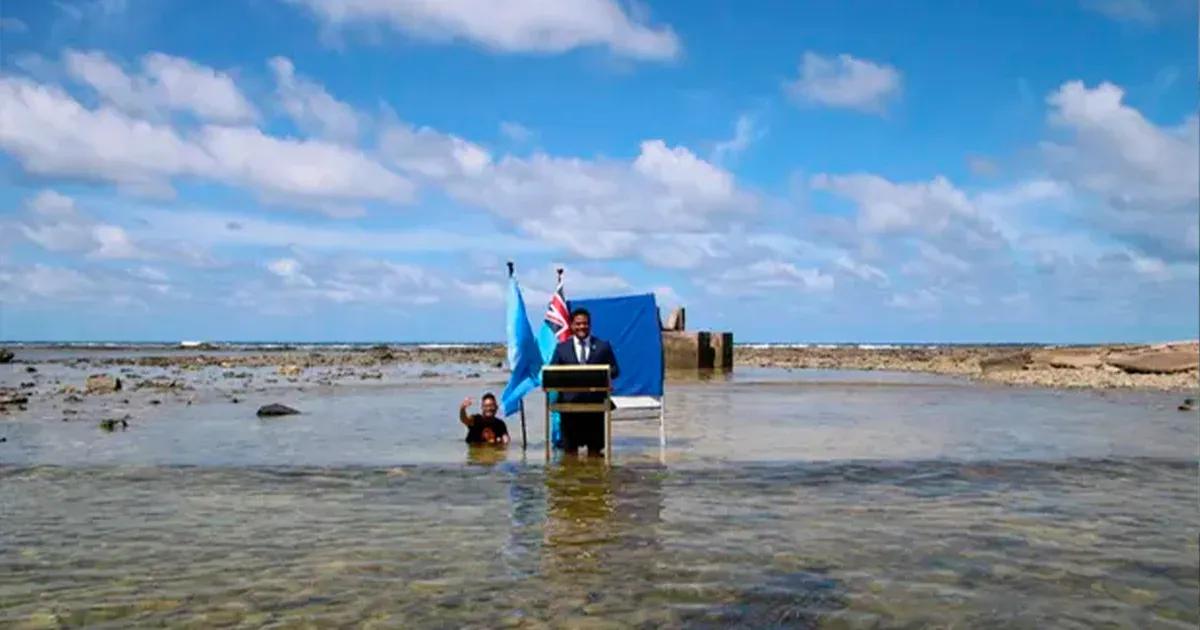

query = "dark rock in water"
(99, 417), (129, 431)
(494, 361), (503, 369)
(466, 372), (481, 379)
(0, 392), (29, 406)
(64, 394), (84, 403)
(1179, 398), (1197, 412)
(25, 366), (37, 374)
(359, 371), (383, 380)
(85, 374), (122, 394)
(150, 399), (161, 405)
(419, 370), (439, 378)
(231, 397), (240, 404)
(0, 348), (13, 364)
(257, 403), (299, 417)
(0, 437), (6, 443)
(19, 382), (34, 389)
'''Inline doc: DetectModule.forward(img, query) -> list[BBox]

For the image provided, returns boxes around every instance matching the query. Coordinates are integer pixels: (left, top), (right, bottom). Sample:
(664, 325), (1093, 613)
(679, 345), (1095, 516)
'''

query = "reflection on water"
(2, 458), (1196, 628)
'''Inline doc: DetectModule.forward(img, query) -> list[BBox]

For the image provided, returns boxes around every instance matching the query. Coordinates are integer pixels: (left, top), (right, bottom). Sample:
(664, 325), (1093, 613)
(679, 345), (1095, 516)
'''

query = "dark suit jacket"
(550, 336), (619, 403)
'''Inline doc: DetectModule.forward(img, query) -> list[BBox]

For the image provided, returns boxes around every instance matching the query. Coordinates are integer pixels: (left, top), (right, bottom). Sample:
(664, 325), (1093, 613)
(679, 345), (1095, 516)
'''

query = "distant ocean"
(2, 340), (1055, 350)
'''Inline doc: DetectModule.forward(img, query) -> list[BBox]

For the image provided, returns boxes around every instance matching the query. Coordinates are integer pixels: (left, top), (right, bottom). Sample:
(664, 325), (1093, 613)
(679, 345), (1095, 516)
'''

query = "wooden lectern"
(541, 364), (612, 460)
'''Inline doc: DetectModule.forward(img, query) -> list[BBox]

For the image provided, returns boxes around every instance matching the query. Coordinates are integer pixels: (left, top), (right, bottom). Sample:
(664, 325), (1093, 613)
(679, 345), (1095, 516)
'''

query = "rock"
(466, 372), (481, 379)
(1180, 398), (1197, 412)
(64, 394), (84, 403)
(1107, 346), (1199, 374)
(150, 399), (161, 405)
(135, 378), (187, 391)
(979, 351), (1031, 374)
(256, 403), (299, 417)
(85, 374), (122, 394)
(0, 437), (6, 443)
(1030, 347), (1104, 369)
(230, 397), (240, 404)
(20, 382), (35, 389)
(25, 366), (37, 373)
(419, 370), (439, 378)
(0, 392), (29, 406)
(0, 348), (13, 363)
(99, 417), (129, 431)
(359, 371), (383, 380)
(278, 364), (304, 377)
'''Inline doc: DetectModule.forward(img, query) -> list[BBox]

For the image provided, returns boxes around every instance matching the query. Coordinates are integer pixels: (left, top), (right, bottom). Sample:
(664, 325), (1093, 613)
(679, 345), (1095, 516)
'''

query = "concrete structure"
(660, 316), (734, 371)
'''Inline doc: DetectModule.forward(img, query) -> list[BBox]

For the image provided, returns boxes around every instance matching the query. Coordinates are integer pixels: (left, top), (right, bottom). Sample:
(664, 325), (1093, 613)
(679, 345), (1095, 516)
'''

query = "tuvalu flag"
(536, 270), (571, 447)
(500, 270), (542, 418)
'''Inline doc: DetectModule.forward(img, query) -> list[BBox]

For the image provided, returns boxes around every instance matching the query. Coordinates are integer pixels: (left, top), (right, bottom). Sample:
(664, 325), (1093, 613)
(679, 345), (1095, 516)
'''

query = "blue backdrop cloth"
(567, 293), (664, 397)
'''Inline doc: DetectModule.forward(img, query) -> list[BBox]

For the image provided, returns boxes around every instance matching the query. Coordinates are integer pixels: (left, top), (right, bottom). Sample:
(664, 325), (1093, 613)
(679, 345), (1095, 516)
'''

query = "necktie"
(578, 339), (588, 363)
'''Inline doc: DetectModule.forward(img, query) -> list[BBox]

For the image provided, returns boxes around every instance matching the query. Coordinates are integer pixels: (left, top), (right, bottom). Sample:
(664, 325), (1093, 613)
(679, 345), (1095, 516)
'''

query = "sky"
(0, 0), (1197, 343)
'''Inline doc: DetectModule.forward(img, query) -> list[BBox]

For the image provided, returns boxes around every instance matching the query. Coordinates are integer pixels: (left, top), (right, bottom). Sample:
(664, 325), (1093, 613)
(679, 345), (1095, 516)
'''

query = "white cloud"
(712, 114), (764, 163)
(197, 124), (414, 213)
(0, 74), (414, 212)
(268, 56), (362, 142)
(250, 255), (441, 307)
(133, 207), (551, 254)
(1081, 0), (1157, 23)
(64, 50), (258, 123)
(267, 257), (316, 287)
(407, 135), (753, 267)
(379, 119), (492, 180)
(0, 17), (28, 32)
(888, 288), (939, 311)
(0, 75), (211, 194)
(499, 121), (534, 143)
(785, 52), (901, 113)
(709, 260), (834, 296)
(287, 0), (681, 60)
(811, 173), (986, 237)
(18, 190), (146, 260)
(633, 139), (734, 203)
(1043, 80), (1199, 260)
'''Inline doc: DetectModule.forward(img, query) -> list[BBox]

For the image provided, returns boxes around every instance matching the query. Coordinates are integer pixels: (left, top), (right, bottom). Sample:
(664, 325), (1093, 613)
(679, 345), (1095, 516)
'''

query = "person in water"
(459, 392), (510, 445)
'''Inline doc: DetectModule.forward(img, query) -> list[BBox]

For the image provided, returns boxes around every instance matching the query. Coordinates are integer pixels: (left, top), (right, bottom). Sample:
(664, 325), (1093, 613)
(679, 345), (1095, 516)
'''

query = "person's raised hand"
(460, 396), (473, 411)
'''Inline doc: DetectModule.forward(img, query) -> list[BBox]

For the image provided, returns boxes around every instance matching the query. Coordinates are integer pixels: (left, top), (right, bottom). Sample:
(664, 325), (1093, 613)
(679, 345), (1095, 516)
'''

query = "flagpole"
(508, 260), (528, 450)
(519, 400), (527, 450)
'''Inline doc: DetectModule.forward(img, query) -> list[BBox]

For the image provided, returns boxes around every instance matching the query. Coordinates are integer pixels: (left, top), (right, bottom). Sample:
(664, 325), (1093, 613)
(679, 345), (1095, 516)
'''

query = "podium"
(541, 364), (612, 459)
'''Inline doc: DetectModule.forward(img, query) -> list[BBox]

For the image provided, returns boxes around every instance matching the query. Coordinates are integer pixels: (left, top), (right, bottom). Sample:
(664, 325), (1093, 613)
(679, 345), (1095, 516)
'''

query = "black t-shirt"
(465, 414), (509, 443)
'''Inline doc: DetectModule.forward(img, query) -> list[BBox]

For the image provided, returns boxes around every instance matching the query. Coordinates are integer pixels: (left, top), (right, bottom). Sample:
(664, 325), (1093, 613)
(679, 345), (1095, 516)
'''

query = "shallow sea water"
(2, 365), (1197, 628)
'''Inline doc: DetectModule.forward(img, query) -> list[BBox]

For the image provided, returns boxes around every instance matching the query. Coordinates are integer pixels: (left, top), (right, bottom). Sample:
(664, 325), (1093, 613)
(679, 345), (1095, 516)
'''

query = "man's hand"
(459, 396), (473, 427)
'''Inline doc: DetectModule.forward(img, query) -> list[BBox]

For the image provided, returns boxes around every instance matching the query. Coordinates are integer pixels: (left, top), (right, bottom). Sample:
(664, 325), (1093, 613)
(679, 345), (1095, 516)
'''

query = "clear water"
(2, 366), (1197, 628)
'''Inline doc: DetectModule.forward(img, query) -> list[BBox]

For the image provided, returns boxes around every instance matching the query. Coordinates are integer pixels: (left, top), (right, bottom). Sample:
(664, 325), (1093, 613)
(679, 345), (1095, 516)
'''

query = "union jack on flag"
(543, 276), (571, 343)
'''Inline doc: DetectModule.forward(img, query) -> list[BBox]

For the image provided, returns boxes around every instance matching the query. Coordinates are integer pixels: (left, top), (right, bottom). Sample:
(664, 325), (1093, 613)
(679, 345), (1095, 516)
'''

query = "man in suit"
(550, 307), (620, 455)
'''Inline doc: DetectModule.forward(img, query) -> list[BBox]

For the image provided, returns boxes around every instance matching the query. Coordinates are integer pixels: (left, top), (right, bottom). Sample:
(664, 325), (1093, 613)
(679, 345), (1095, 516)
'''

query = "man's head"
(570, 308), (591, 340)
(481, 392), (498, 418)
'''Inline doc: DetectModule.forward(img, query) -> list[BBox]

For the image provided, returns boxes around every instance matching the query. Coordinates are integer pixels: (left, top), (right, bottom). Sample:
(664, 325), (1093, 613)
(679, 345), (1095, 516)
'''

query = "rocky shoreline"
(738, 341), (1200, 391)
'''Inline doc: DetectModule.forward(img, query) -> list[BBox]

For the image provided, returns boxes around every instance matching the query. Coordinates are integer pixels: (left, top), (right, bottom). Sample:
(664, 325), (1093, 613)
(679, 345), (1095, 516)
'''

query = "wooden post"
(604, 370), (612, 462)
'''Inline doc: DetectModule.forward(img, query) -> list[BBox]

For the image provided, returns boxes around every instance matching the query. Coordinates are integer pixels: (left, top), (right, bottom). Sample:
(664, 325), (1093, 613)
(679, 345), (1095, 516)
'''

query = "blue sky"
(0, 0), (1196, 343)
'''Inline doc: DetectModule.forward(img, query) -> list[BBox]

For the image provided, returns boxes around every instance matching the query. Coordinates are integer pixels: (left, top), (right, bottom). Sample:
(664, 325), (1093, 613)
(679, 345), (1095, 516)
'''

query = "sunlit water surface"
(2, 366), (1197, 628)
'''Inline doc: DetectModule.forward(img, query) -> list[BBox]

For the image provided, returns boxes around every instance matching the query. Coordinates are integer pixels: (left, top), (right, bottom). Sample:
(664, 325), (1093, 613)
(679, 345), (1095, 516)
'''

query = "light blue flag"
(500, 275), (543, 417)
(536, 323), (563, 447)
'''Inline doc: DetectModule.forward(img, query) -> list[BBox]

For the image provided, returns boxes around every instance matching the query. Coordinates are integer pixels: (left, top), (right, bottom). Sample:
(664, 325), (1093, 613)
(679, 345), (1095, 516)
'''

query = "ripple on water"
(1, 457), (1196, 628)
